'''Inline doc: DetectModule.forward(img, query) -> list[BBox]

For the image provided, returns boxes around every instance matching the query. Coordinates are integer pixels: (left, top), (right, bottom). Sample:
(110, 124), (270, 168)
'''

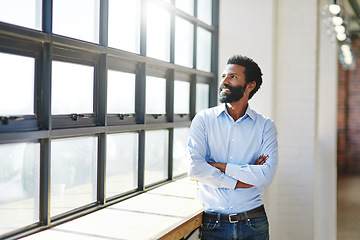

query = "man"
(187, 55), (278, 240)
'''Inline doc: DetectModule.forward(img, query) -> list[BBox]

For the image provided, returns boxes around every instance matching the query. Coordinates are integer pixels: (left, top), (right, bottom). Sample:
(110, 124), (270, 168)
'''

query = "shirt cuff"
(225, 163), (242, 180)
(220, 174), (238, 189)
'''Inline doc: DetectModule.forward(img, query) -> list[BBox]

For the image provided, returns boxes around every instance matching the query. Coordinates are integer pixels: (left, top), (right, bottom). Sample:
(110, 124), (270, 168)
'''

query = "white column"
(218, 0), (337, 239)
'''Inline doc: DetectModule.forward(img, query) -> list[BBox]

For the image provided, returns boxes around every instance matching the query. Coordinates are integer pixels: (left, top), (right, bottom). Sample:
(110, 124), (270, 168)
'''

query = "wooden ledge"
(157, 211), (203, 240)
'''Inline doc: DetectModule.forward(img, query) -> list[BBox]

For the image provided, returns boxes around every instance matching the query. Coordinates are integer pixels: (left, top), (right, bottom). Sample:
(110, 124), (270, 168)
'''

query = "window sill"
(22, 178), (203, 239)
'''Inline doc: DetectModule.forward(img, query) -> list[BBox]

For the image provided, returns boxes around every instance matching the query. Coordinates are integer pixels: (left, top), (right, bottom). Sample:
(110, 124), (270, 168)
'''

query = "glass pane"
(107, 70), (136, 114)
(197, 0), (212, 25)
(53, 0), (99, 43)
(147, 2), (170, 62)
(145, 130), (168, 185)
(51, 137), (97, 217)
(196, 27), (212, 72)
(52, 61), (94, 115)
(173, 128), (189, 176)
(146, 76), (166, 114)
(108, 0), (140, 53)
(175, 0), (194, 15)
(106, 133), (138, 198)
(175, 17), (194, 68)
(0, 53), (34, 116)
(174, 81), (190, 114)
(196, 83), (209, 112)
(0, 0), (42, 30)
(0, 143), (40, 235)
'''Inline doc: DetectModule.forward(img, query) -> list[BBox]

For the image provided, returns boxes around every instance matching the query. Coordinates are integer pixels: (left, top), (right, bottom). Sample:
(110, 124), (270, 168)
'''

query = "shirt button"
(230, 156), (233, 159)
(231, 139), (234, 142)
(230, 206), (233, 209)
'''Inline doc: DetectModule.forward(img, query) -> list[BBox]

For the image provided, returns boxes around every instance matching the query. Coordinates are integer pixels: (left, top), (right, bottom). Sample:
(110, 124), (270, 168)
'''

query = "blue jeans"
(201, 214), (269, 240)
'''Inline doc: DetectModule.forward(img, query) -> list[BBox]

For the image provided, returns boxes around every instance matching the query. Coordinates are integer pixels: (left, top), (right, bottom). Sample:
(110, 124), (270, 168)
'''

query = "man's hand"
(208, 162), (226, 173)
(208, 154), (269, 171)
(208, 154), (269, 188)
(255, 154), (269, 165)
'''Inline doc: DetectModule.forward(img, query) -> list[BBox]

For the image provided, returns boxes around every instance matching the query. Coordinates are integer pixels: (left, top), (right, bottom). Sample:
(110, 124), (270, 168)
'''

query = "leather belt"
(203, 205), (266, 223)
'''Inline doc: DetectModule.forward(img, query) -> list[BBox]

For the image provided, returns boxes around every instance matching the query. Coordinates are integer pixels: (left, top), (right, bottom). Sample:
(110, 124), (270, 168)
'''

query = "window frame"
(0, 0), (219, 238)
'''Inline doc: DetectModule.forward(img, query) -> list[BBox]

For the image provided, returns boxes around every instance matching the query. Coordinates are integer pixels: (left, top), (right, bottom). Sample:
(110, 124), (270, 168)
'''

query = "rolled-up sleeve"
(187, 113), (238, 189)
(225, 120), (278, 186)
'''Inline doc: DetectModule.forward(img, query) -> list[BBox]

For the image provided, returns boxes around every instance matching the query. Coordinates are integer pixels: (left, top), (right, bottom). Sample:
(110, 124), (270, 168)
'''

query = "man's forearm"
(235, 181), (253, 188)
(208, 155), (269, 188)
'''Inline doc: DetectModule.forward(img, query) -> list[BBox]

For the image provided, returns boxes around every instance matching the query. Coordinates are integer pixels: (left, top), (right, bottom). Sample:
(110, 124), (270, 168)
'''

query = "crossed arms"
(208, 154), (269, 188)
(187, 113), (278, 190)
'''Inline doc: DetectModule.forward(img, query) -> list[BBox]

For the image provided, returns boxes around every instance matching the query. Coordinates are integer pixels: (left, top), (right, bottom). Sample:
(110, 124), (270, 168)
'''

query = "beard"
(218, 83), (247, 103)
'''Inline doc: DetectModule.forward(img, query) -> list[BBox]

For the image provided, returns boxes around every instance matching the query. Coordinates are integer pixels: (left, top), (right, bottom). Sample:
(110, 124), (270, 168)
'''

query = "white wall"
(218, 0), (338, 239)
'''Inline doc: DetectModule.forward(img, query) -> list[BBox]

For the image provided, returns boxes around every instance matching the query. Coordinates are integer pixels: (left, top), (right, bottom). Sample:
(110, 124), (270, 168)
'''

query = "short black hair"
(227, 55), (263, 100)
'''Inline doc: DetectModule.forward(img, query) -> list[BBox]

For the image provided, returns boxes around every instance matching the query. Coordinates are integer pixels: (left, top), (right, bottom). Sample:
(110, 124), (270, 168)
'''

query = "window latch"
(152, 114), (163, 119)
(0, 116), (24, 125)
(71, 113), (90, 121)
(118, 114), (135, 120)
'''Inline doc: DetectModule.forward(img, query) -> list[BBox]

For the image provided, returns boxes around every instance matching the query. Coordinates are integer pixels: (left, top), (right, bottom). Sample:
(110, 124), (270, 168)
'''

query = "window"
(147, 2), (171, 61)
(0, 0), (42, 30)
(107, 70), (136, 114)
(146, 76), (167, 114)
(106, 132), (138, 198)
(196, 83), (210, 112)
(145, 130), (169, 186)
(108, 0), (140, 53)
(0, 142), (40, 236)
(175, 17), (194, 68)
(0, 53), (35, 116)
(53, 0), (100, 43)
(173, 128), (189, 177)
(197, 27), (212, 72)
(174, 80), (190, 114)
(52, 61), (94, 115)
(0, 0), (219, 238)
(50, 137), (98, 217)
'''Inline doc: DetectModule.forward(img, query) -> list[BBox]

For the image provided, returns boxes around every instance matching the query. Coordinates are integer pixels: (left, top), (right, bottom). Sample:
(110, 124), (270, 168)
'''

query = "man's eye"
(231, 75), (237, 78)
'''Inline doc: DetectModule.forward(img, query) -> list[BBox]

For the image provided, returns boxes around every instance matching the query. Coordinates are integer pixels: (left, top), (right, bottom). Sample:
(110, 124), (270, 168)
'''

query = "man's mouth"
(221, 88), (230, 93)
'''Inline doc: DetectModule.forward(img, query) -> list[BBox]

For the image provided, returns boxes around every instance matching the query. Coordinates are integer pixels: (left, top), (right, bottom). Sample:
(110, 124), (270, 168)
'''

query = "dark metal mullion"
(140, 0), (147, 57)
(39, 138), (51, 227)
(168, 128), (174, 180)
(99, 0), (108, 48)
(191, 1), (198, 118)
(38, 0), (52, 226)
(136, 60), (146, 191)
(209, 0), (219, 108)
(170, 2), (175, 64)
(193, 0), (198, 70)
(167, 70), (175, 122)
(138, 130), (145, 191)
(167, 69), (175, 180)
(190, 75), (197, 119)
(97, 133), (106, 205)
(97, 0), (109, 198)
(96, 53), (107, 205)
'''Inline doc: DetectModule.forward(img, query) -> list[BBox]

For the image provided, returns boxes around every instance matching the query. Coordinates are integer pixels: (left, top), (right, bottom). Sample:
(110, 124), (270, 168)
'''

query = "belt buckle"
(228, 214), (238, 223)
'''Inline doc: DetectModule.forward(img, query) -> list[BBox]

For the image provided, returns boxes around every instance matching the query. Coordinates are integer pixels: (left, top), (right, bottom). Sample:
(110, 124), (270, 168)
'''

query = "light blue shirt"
(187, 104), (278, 214)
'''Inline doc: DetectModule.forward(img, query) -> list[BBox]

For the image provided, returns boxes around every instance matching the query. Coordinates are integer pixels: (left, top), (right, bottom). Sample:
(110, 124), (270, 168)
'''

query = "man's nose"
(221, 75), (230, 85)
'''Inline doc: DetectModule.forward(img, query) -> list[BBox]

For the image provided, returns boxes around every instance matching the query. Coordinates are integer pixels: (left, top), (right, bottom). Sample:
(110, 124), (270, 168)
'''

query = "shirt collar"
(216, 103), (256, 121)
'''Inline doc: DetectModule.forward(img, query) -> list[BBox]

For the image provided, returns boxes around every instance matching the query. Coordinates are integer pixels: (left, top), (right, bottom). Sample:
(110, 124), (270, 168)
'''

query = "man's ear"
(247, 81), (256, 92)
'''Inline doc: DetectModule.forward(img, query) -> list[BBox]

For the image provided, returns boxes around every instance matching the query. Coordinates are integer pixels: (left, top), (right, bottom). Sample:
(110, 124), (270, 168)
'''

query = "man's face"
(218, 64), (247, 103)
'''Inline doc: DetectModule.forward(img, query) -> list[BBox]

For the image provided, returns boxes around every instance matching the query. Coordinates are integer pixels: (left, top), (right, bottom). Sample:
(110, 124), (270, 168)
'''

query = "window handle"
(152, 114), (163, 119)
(0, 116), (24, 125)
(118, 114), (135, 120)
(71, 113), (90, 121)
